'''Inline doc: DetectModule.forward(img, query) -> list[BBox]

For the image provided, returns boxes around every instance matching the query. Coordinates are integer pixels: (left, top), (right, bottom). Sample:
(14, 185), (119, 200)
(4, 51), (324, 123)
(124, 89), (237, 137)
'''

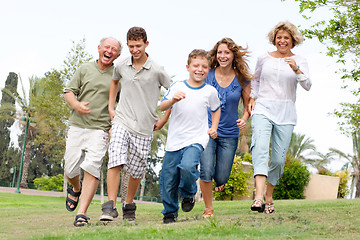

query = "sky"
(0, 0), (357, 171)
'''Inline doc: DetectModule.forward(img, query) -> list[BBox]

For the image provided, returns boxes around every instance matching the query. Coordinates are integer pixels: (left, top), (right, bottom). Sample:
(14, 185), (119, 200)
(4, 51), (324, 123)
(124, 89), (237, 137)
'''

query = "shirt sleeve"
(158, 66), (172, 90)
(64, 65), (83, 95)
(161, 81), (177, 101)
(250, 56), (263, 99)
(112, 64), (121, 81)
(209, 87), (221, 112)
(296, 56), (312, 91)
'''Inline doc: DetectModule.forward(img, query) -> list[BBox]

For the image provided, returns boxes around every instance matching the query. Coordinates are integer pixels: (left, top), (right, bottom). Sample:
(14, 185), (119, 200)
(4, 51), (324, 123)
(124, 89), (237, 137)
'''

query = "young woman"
(249, 21), (312, 214)
(200, 38), (252, 218)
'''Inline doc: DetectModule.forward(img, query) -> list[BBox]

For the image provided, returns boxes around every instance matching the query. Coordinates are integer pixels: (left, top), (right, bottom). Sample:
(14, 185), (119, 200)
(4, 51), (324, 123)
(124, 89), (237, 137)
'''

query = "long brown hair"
(208, 38), (253, 87)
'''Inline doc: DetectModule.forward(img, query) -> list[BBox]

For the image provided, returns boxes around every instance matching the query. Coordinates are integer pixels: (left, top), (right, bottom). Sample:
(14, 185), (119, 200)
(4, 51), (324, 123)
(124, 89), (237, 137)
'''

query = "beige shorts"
(64, 126), (109, 179)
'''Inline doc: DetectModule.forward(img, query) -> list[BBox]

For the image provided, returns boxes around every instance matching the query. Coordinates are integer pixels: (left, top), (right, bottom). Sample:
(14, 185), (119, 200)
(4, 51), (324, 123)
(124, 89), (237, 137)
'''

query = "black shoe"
(181, 197), (195, 212)
(122, 202), (136, 223)
(163, 213), (177, 224)
(99, 200), (118, 221)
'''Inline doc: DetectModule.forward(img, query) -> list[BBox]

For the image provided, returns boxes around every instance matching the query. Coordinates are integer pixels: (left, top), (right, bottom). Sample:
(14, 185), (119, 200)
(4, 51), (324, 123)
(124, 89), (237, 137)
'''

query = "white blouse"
(250, 52), (312, 125)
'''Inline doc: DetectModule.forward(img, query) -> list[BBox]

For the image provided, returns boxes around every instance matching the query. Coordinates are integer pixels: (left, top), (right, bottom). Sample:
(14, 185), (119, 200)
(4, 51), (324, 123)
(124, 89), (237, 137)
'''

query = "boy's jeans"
(160, 143), (203, 216)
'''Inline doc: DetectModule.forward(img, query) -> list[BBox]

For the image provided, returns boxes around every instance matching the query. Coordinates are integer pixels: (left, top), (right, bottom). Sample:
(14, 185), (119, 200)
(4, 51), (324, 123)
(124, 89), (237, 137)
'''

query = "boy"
(64, 37), (121, 227)
(100, 27), (171, 222)
(159, 49), (221, 224)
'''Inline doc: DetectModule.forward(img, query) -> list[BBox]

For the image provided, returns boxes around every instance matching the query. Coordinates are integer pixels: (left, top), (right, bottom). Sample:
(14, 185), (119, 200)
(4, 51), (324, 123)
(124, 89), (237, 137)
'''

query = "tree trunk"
(20, 140), (31, 188)
(355, 174), (360, 198)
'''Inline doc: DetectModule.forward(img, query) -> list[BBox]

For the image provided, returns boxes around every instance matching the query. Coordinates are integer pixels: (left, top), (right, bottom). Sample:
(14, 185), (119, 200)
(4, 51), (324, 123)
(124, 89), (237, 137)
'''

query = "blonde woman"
(249, 21), (312, 214)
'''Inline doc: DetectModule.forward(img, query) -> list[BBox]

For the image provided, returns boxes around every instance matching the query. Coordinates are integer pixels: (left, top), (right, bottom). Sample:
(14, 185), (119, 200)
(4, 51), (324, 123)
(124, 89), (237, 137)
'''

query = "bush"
(214, 155), (253, 200)
(33, 174), (63, 192)
(273, 154), (310, 200)
(333, 170), (350, 198)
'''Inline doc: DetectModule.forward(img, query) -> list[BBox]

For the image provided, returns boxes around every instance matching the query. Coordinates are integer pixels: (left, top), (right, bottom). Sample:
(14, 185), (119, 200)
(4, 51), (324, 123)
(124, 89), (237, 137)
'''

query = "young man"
(64, 37), (121, 227)
(159, 49), (221, 224)
(100, 27), (171, 222)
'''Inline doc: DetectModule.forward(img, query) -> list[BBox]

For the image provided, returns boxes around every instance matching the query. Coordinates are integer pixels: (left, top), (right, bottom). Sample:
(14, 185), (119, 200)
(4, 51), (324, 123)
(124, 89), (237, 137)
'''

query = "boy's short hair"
(187, 49), (209, 65)
(127, 27), (147, 43)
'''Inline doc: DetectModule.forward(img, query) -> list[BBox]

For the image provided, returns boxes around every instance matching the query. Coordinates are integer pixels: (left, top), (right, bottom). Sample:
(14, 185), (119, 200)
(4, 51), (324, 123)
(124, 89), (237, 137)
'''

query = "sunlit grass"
(0, 192), (360, 239)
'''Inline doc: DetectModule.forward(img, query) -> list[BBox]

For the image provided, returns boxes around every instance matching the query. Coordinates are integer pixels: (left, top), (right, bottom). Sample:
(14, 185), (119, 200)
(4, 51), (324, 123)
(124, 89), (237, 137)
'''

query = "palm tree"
(330, 132), (360, 198)
(305, 152), (336, 174)
(2, 75), (43, 188)
(287, 132), (317, 161)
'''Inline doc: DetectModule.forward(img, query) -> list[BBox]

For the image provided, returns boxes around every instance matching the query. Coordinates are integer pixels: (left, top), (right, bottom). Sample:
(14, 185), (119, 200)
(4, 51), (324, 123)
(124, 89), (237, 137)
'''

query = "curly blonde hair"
(208, 38), (253, 87)
(268, 21), (304, 48)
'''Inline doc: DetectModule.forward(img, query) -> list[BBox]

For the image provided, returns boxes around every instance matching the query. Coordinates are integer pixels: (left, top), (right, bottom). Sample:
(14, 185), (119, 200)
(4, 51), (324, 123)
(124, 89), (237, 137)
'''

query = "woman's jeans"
(251, 114), (294, 186)
(200, 136), (238, 187)
(160, 143), (203, 216)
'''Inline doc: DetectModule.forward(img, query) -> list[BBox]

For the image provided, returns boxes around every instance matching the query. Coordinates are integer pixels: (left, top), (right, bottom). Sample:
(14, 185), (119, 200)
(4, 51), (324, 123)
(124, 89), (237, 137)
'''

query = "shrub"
(333, 170), (350, 198)
(273, 154), (310, 200)
(33, 174), (63, 191)
(214, 155), (253, 200)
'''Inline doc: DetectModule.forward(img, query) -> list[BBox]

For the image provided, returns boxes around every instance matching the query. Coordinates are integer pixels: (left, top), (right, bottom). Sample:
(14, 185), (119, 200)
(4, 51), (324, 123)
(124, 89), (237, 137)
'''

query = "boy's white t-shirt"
(162, 80), (220, 152)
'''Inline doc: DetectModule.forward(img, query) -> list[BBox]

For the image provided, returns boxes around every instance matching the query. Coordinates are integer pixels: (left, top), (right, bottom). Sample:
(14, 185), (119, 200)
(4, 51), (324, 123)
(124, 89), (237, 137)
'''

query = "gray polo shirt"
(112, 56), (171, 137)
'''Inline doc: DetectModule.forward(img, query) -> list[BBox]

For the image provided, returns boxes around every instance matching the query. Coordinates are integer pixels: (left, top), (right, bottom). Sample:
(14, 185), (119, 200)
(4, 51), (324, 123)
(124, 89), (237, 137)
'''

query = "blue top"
(205, 68), (243, 138)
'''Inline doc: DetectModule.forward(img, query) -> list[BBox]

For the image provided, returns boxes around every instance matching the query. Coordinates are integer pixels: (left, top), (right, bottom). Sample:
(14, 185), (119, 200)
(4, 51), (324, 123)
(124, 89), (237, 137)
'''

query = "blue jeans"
(160, 143), (203, 216)
(200, 136), (238, 186)
(251, 114), (294, 186)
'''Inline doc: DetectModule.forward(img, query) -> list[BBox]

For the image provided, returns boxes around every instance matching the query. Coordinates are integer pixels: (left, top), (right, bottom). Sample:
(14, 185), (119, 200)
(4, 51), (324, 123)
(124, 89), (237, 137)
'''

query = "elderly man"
(63, 37), (121, 227)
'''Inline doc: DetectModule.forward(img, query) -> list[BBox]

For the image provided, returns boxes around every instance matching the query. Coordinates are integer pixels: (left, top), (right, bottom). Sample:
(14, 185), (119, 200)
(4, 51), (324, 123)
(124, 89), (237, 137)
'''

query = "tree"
(286, 0), (360, 135)
(0, 72), (20, 182)
(305, 151), (336, 174)
(0, 72), (18, 150)
(330, 132), (360, 197)
(287, 132), (316, 161)
(1, 75), (44, 188)
(61, 37), (93, 83)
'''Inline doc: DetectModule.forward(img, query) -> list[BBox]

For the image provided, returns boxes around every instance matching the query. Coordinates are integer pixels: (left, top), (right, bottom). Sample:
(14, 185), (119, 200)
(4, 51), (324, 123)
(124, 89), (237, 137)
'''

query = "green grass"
(1, 192), (360, 240)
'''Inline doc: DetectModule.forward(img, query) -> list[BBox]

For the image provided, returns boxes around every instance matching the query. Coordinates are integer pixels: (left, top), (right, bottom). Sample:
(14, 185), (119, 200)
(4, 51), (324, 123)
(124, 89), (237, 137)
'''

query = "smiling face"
(275, 29), (294, 55)
(186, 56), (210, 86)
(216, 43), (234, 68)
(127, 39), (149, 61)
(97, 38), (121, 69)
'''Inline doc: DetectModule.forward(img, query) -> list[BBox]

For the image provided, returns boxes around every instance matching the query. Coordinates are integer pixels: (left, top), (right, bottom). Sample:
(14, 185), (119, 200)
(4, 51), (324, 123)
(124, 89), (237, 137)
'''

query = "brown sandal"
(264, 203), (275, 214)
(215, 184), (225, 192)
(251, 199), (265, 212)
(202, 208), (214, 218)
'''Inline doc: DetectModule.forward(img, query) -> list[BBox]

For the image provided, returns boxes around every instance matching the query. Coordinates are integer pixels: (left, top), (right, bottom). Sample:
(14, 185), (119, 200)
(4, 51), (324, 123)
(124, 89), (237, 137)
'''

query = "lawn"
(0, 192), (360, 240)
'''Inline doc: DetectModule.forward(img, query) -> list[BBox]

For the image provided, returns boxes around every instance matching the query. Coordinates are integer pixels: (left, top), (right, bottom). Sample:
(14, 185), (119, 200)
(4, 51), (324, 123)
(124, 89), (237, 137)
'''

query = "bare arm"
(208, 108), (221, 139)
(64, 92), (91, 115)
(159, 91), (186, 111)
(154, 108), (171, 131)
(237, 84), (251, 130)
(108, 79), (119, 120)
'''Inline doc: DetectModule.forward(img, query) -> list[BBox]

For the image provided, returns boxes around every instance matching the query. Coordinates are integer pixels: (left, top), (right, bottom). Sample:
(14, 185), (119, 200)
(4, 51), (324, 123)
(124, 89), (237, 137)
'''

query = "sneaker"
(181, 197), (195, 212)
(100, 200), (118, 221)
(163, 213), (177, 224)
(122, 202), (136, 223)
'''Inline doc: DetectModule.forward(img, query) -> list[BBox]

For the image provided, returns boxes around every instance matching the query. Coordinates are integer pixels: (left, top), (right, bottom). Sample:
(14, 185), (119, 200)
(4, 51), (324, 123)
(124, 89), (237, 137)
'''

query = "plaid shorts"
(108, 124), (153, 179)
